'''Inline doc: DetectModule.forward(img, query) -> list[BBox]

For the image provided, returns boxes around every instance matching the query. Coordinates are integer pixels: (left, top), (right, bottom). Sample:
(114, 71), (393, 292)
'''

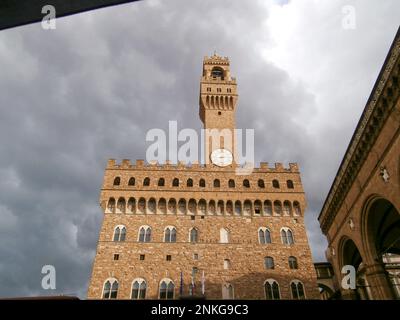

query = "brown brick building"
(87, 54), (319, 300)
(318, 27), (400, 300)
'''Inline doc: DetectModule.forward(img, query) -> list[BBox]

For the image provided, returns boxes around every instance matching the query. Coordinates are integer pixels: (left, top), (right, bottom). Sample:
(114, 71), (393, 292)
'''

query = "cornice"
(319, 27), (400, 234)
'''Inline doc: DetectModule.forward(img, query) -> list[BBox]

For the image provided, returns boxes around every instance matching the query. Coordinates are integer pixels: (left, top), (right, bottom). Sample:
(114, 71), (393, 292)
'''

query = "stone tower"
(87, 54), (319, 300)
(199, 54), (238, 164)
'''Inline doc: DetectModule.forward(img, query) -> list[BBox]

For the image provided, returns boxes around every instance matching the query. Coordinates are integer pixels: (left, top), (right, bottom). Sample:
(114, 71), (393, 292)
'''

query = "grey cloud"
(0, 0), (398, 298)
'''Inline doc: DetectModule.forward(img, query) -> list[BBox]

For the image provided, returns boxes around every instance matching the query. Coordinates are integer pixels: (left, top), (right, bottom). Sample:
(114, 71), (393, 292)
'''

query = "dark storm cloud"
(0, 0), (399, 298)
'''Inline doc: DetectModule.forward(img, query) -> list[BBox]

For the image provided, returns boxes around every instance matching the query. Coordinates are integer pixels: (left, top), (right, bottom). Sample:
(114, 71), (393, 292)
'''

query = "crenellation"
(106, 159), (300, 174)
(136, 159), (145, 167)
(107, 159), (116, 168)
(121, 159), (131, 168)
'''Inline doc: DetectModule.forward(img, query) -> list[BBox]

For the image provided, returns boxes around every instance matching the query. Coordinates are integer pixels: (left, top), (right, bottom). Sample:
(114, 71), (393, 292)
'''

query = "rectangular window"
(193, 253), (199, 260)
(166, 255), (172, 261)
(140, 254), (145, 261)
(224, 259), (230, 269)
(113, 254), (119, 261)
(191, 216), (195, 220)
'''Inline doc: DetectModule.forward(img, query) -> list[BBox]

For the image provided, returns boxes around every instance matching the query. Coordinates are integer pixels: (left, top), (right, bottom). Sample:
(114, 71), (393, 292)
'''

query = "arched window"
(187, 178), (193, 187)
(243, 200), (252, 215)
(188, 199), (197, 214)
(222, 283), (234, 299)
(138, 197), (146, 214)
(217, 200), (224, 215)
(113, 226), (126, 242)
(113, 177), (120, 186)
(289, 256), (298, 269)
(128, 177), (135, 186)
(131, 278), (146, 300)
(287, 229), (294, 244)
(258, 228), (271, 244)
(164, 226), (177, 243)
(158, 198), (167, 214)
(214, 179), (220, 188)
(178, 199), (186, 214)
(293, 201), (301, 216)
(263, 200), (272, 215)
(190, 228), (198, 243)
(274, 200), (282, 215)
(220, 228), (229, 243)
(264, 279), (280, 300)
(258, 179), (265, 188)
(272, 179), (280, 189)
(143, 177), (150, 186)
(103, 278), (118, 299)
(148, 198), (156, 214)
(226, 201), (233, 215)
(287, 180), (294, 189)
(208, 200), (216, 215)
(158, 178), (165, 186)
(228, 179), (235, 188)
(291, 280), (305, 299)
(211, 67), (224, 80)
(243, 179), (250, 188)
(127, 198), (136, 214)
(168, 199), (177, 214)
(198, 199), (206, 215)
(172, 178), (179, 187)
(281, 228), (294, 245)
(234, 200), (242, 215)
(138, 226), (151, 242)
(107, 198), (116, 213)
(116, 197), (126, 214)
(264, 256), (275, 269)
(283, 201), (292, 216)
(159, 279), (174, 299)
(199, 179), (205, 187)
(254, 200), (262, 215)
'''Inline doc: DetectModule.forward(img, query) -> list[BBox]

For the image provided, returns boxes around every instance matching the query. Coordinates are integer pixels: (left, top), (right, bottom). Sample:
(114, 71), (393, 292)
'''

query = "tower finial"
(213, 50), (217, 56)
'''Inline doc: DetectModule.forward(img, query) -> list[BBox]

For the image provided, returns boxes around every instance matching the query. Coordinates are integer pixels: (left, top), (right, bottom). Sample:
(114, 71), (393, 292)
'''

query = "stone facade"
(87, 54), (319, 300)
(318, 27), (400, 300)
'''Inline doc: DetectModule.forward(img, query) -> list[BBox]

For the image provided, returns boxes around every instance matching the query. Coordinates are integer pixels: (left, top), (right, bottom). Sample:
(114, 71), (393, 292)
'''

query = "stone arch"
(168, 198), (177, 214)
(226, 200), (233, 215)
(138, 197), (146, 214)
(127, 197), (136, 214)
(338, 236), (363, 272)
(360, 195), (400, 299)
(318, 283), (334, 300)
(361, 195), (400, 262)
(188, 199), (197, 215)
(178, 198), (186, 214)
(198, 199), (207, 215)
(217, 200), (224, 215)
(338, 236), (368, 300)
(208, 200), (216, 215)
(116, 197), (125, 214)
(158, 198), (167, 214)
(148, 198), (156, 214)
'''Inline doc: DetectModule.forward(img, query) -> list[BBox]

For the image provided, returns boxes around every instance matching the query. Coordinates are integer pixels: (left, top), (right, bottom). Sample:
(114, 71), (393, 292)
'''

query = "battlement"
(106, 159), (299, 173)
(203, 54), (230, 65)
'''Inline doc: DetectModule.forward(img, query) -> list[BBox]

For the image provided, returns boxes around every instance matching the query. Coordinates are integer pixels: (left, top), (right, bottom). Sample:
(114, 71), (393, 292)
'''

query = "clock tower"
(199, 53), (238, 166)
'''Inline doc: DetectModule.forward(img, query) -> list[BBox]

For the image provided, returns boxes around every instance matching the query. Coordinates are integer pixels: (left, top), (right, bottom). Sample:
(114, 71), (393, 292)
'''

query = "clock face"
(210, 149), (233, 167)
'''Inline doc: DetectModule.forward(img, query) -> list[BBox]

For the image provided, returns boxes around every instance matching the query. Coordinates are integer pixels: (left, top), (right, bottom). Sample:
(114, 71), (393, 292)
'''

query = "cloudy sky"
(0, 0), (399, 298)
